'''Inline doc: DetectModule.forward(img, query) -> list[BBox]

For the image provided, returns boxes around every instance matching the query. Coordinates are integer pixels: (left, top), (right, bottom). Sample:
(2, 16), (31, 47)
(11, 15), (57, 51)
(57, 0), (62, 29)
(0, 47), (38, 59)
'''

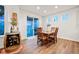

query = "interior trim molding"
(58, 36), (79, 42)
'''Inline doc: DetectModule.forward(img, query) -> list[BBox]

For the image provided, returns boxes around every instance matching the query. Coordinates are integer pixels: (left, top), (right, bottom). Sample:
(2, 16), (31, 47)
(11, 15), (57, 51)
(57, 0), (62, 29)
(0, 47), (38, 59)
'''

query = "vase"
(10, 25), (18, 33)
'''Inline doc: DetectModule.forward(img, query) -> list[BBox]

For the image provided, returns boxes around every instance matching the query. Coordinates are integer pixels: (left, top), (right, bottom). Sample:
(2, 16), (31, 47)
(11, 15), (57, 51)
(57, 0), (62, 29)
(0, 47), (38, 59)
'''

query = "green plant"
(10, 18), (17, 26)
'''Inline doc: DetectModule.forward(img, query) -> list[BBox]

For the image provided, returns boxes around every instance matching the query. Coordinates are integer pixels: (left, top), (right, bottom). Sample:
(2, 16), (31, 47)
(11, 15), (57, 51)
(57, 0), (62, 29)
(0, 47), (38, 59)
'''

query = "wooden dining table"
(42, 30), (55, 34)
(37, 27), (58, 45)
(40, 30), (55, 43)
(42, 30), (55, 38)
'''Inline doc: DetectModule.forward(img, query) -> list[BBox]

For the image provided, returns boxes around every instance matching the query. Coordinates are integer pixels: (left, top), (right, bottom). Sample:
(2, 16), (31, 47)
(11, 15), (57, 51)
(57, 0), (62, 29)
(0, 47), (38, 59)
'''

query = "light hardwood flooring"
(19, 37), (79, 54)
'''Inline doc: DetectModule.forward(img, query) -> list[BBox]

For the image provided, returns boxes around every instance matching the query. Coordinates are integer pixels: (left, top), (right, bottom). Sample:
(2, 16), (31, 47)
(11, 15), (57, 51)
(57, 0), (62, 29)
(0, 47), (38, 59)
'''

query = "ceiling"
(19, 5), (78, 16)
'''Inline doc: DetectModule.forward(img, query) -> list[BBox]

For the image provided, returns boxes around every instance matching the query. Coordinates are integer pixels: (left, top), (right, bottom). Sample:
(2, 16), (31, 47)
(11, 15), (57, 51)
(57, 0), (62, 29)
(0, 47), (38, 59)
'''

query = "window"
(48, 16), (51, 25)
(54, 15), (58, 24)
(62, 13), (69, 22)
(27, 16), (39, 37)
(42, 16), (46, 20)
(0, 5), (4, 35)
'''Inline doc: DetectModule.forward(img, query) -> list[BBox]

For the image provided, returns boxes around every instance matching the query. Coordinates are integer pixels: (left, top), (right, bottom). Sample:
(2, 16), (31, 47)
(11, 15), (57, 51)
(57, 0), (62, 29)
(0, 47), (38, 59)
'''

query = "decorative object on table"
(10, 12), (18, 33)
(47, 24), (51, 32)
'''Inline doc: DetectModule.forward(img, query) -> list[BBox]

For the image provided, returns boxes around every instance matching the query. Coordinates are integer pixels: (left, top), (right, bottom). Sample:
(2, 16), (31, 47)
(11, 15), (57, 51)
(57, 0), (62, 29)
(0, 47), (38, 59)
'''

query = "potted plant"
(10, 18), (17, 33)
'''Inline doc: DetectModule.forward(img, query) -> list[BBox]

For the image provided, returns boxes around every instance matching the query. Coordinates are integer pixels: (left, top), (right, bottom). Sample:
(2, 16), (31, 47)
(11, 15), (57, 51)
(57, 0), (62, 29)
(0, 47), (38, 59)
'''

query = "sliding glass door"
(27, 16), (39, 37)
(34, 18), (39, 35)
(27, 16), (33, 37)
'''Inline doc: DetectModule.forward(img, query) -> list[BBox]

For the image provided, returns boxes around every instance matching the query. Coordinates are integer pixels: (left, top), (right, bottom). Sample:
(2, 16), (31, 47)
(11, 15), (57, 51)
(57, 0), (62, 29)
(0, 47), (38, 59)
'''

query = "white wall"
(18, 8), (42, 40)
(76, 9), (79, 31)
(42, 7), (79, 42)
(5, 5), (42, 40)
(0, 5), (43, 48)
(4, 5), (42, 40)
(5, 5), (20, 33)
(0, 5), (79, 48)
(0, 5), (20, 48)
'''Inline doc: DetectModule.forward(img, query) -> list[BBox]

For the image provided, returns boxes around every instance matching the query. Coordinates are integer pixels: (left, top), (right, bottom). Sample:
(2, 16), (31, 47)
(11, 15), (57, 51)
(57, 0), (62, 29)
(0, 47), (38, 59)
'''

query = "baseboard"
(21, 35), (79, 42)
(58, 36), (79, 42)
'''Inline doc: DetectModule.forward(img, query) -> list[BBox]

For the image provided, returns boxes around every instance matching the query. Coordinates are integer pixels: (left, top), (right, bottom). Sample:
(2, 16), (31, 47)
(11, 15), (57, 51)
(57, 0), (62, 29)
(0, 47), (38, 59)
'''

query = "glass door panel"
(27, 16), (33, 37)
(34, 18), (39, 35)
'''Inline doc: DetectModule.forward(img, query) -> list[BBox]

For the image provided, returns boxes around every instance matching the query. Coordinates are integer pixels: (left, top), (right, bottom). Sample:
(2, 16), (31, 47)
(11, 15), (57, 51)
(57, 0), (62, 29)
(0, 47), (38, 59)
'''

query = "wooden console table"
(1, 44), (23, 54)
(0, 32), (23, 54)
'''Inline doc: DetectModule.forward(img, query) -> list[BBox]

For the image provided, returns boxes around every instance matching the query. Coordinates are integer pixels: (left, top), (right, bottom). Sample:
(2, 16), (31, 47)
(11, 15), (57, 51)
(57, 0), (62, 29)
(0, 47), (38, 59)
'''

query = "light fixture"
(36, 6), (40, 10)
(55, 6), (58, 9)
(43, 10), (47, 13)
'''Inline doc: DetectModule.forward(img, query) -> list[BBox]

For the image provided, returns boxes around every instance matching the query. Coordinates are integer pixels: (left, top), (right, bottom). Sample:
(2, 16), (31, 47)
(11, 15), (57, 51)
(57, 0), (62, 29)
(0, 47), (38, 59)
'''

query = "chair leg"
(37, 40), (39, 45)
(37, 39), (44, 46)
(55, 37), (57, 43)
(37, 39), (41, 45)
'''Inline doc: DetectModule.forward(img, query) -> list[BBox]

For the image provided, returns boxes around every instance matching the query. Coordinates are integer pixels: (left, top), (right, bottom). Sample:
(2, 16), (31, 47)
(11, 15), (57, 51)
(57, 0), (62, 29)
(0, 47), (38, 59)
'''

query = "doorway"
(27, 16), (39, 37)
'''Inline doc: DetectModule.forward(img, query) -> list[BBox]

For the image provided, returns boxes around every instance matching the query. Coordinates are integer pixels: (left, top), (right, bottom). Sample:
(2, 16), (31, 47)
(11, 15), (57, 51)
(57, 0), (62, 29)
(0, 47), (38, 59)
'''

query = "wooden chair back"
(37, 27), (42, 34)
(37, 27), (43, 39)
(54, 27), (58, 36)
(51, 27), (58, 36)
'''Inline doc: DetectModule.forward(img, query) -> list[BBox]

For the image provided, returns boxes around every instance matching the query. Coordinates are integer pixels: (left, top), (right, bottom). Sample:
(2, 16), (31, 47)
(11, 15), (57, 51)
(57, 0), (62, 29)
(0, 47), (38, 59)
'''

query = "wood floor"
(19, 37), (79, 54)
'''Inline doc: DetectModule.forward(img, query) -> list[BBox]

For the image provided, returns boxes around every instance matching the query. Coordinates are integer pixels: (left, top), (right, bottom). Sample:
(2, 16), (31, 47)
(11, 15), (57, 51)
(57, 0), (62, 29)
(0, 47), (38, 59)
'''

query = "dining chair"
(37, 28), (48, 45)
(37, 27), (42, 40)
(49, 27), (58, 43)
(38, 33), (48, 45)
